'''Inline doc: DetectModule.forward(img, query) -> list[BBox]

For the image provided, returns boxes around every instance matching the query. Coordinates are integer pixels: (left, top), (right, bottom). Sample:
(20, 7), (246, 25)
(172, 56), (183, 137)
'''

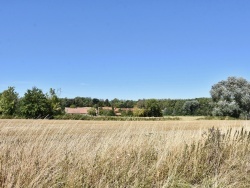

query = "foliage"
(211, 77), (250, 118)
(182, 100), (199, 115)
(145, 99), (163, 117)
(133, 108), (146, 117)
(54, 114), (180, 121)
(53, 96), (212, 117)
(162, 108), (168, 116)
(110, 98), (120, 108)
(121, 110), (133, 117)
(212, 100), (240, 117)
(195, 98), (213, 116)
(104, 99), (111, 107)
(87, 108), (97, 116)
(60, 97), (135, 109)
(69, 104), (76, 108)
(60, 97), (93, 108)
(98, 108), (116, 116)
(47, 88), (62, 115)
(0, 87), (19, 116)
(92, 98), (100, 108)
(19, 87), (51, 118)
(137, 99), (146, 108)
(0, 83), (223, 118)
(197, 116), (237, 120)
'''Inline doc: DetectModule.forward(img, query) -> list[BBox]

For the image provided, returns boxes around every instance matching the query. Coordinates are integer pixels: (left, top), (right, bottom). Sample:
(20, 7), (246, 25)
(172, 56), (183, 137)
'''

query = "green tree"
(125, 100), (135, 108)
(92, 98), (100, 105)
(87, 108), (97, 116)
(163, 108), (168, 116)
(47, 88), (62, 115)
(104, 99), (111, 107)
(92, 98), (100, 109)
(133, 108), (146, 117)
(74, 97), (84, 107)
(210, 77), (250, 118)
(137, 99), (146, 108)
(121, 110), (133, 117)
(70, 104), (76, 108)
(182, 100), (199, 115)
(111, 98), (121, 108)
(195, 98), (212, 116)
(173, 100), (185, 116)
(0, 87), (19, 116)
(20, 87), (51, 118)
(160, 99), (176, 115)
(145, 99), (162, 117)
(60, 98), (74, 108)
(98, 108), (115, 116)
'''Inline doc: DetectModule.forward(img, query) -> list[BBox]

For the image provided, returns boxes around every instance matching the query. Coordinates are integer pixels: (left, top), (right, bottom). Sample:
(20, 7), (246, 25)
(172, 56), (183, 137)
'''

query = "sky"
(1, 1), (250, 100)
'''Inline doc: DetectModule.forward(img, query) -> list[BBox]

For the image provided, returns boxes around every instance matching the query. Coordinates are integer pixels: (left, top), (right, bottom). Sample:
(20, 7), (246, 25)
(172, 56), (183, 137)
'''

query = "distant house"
(65, 107), (92, 115)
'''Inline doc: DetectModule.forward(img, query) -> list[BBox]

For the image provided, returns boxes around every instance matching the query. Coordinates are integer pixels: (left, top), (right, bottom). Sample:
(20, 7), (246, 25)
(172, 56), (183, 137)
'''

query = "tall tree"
(173, 100), (185, 116)
(20, 87), (51, 118)
(137, 99), (146, 109)
(104, 99), (111, 107)
(145, 99), (162, 117)
(92, 98), (100, 108)
(74, 97), (84, 107)
(111, 98), (121, 108)
(87, 108), (97, 116)
(133, 108), (146, 117)
(47, 88), (62, 115)
(182, 100), (199, 115)
(195, 98), (212, 116)
(0, 87), (19, 115)
(210, 77), (250, 118)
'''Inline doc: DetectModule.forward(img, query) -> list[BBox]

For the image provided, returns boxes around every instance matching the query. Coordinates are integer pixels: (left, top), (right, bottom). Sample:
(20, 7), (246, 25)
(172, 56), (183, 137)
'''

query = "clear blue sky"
(1, 1), (250, 100)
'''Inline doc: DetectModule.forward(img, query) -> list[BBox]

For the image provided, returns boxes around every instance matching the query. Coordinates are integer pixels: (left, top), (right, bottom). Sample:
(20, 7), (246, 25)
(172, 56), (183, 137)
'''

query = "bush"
(121, 110), (133, 117)
(99, 109), (116, 116)
(197, 116), (237, 120)
(87, 108), (97, 116)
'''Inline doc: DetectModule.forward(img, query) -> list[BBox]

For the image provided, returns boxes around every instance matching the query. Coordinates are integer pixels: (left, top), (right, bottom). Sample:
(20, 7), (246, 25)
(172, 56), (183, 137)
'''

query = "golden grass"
(1, 119), (250, 187)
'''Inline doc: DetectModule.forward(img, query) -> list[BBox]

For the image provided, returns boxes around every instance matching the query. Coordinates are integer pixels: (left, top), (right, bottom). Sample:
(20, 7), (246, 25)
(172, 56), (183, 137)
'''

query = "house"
(65, 107), (92, 115)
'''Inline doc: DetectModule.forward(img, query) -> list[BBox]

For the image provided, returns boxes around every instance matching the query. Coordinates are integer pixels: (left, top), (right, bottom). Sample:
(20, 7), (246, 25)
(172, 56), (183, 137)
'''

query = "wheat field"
(1, 119), (250, 187)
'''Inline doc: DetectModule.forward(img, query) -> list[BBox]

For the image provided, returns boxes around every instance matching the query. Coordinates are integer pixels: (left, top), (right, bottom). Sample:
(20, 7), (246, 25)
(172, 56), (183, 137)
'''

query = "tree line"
(0, 86), (211, 118)
(0, 87), (61, 118)
(0, 77), (250, 119)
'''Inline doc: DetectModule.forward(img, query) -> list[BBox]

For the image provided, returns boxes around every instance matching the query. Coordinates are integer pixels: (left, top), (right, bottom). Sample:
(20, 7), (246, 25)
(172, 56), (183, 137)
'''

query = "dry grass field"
(1, 119), (250, 187)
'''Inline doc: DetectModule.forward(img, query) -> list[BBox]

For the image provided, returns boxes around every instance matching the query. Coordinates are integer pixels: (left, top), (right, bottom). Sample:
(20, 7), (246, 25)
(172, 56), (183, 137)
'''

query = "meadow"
(1, 118), (250, 187)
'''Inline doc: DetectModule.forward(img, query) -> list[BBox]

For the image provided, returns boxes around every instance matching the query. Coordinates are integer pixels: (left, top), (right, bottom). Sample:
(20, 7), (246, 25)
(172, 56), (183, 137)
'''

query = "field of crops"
(1, 119), (250, 187)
